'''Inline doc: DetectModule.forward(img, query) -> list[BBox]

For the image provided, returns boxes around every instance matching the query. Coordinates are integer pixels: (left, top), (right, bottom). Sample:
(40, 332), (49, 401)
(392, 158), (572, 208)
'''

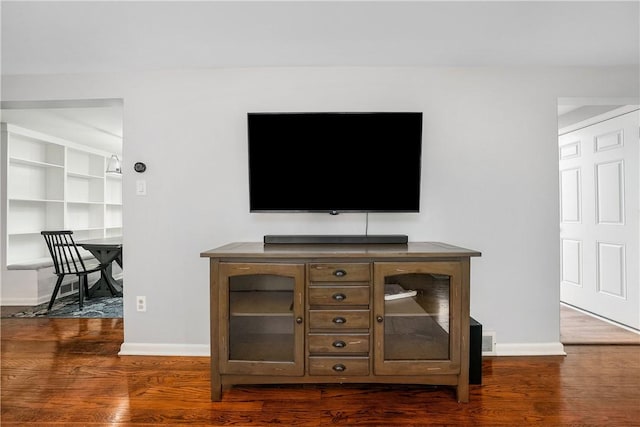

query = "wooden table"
(77, 237), (123, 297)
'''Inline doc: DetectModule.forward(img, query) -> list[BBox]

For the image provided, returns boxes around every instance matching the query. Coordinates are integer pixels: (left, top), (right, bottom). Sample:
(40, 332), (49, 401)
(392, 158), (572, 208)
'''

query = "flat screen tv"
(247, 112), (423, 213)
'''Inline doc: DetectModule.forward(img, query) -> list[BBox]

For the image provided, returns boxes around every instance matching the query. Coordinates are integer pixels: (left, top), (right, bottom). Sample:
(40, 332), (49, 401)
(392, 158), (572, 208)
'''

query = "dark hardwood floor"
(1, 317), (639, 426)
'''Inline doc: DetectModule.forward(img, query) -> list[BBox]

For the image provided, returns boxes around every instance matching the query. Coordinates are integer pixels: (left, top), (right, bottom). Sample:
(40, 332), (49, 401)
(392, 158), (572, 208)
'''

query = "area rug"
(5, 294), (122, 318)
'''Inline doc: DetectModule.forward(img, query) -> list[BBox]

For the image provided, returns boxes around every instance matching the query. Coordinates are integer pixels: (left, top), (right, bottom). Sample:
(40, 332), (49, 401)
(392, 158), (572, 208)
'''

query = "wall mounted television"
(247, 112), (423, 214)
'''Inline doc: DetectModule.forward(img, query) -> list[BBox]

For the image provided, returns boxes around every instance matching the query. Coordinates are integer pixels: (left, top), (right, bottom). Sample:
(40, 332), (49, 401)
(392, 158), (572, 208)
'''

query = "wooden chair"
(41, 230), (108, 311)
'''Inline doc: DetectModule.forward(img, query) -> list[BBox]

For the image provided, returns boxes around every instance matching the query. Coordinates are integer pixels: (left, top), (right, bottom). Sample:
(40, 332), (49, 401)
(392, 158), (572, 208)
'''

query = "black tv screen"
(247, 112), (423, 213)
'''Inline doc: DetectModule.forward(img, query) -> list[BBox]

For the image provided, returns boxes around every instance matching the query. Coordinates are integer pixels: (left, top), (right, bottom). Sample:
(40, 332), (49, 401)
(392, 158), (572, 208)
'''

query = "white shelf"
(105, 205), (123, 228)
(7, 199), (64, 234)
(67, 174), (104, 203)
(67, 203), (104, 230)
(8, 131), (64, 166)
(71, 227), (105, 232)
(105, 227), (123, 238)
(1, 123), (122, 269)
(67, 171), (104, 179)
(10, 157), (65, 169)
(67, 148), (104, 177)
(9, 196), (64, 203)
(72, 229), (106, 241)
(105, 175), (123, 205)
(6, 234), (51, 265)
(67, 200), (105, 205)
(8, 161), (65, 201)
(7, 231), (47, 237)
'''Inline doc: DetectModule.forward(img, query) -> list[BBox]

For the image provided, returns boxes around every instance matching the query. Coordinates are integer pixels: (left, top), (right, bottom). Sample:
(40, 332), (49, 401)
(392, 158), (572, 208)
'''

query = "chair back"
(41, 231), (90, 275)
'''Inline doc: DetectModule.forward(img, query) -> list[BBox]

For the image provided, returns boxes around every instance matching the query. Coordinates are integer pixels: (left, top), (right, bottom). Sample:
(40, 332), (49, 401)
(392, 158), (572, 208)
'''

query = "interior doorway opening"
(557, 97), (640, 343)
(1, 98), (124, 317)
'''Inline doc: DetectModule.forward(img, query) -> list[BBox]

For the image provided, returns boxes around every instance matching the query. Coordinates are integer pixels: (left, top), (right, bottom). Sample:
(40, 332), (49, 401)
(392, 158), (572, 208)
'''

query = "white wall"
(3, 66), (638, 355)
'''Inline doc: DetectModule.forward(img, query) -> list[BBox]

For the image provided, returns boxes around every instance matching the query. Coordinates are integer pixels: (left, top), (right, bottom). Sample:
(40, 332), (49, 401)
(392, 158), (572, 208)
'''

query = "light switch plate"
(136, 179), (147, 196)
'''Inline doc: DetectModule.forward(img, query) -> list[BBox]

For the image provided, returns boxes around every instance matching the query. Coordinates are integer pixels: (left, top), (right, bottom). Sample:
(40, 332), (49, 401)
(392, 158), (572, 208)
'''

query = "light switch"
(136, 179), (147, 196)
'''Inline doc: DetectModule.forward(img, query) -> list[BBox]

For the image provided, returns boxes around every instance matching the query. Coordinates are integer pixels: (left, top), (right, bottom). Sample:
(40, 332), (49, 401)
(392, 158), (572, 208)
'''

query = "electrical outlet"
(136, 296), (146, 312)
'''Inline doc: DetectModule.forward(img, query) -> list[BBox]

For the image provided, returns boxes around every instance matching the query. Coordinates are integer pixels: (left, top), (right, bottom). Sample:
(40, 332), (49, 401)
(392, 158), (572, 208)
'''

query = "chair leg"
(48, 275), (65, 311)
(83, 277), (91, 300)
(79, 276), (87, 310)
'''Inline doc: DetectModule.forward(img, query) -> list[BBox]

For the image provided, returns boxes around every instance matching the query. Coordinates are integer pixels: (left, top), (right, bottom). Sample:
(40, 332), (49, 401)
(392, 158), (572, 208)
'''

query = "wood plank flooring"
(2, 317), (639, 426)
(561, 303), (640, 345)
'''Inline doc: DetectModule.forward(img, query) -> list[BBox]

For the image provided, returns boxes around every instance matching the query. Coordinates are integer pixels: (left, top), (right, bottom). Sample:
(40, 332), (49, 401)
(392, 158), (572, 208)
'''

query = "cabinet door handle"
(296, 317), (303, 324)
(333, 269), (347, 277)
(376, 315), (384, 323)
(332, 340), (346, 348)
(332, 317), (346, 324)
(332, 364), (346, 372)
(332, 293), (346, 301)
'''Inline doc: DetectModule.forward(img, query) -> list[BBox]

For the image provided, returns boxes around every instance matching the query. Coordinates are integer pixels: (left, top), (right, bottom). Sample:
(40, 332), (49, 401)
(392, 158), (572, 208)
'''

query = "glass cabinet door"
(219, 263), (305, 376)
(373, 262), (462, 375)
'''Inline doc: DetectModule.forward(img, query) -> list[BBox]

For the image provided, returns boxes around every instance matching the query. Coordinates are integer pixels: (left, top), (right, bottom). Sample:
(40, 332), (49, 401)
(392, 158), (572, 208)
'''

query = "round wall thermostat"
(134, 162), (147, 173)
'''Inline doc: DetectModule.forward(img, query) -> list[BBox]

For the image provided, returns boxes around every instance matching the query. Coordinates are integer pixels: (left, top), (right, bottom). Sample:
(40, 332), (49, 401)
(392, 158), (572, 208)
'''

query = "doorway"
(557, 98), (640, 342)
(1, 98), (124, 317)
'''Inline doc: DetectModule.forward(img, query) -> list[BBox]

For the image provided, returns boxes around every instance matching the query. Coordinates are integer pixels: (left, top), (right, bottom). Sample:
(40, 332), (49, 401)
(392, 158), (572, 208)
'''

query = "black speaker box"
(469, 317), (482, 385)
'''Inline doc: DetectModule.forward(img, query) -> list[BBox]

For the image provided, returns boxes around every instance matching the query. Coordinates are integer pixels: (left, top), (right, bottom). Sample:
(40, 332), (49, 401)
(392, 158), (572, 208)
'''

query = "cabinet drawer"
(308, 285), (370, 306)
(308, 310), (370, 329)
(309, 357), (369, 376)
(308, 333), (370, 354)
(309, 263), (370, 282)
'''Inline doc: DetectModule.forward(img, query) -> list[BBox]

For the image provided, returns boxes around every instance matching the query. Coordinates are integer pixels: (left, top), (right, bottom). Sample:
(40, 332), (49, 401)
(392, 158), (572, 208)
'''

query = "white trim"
(495, 342), (566, 356)
(118, 341), (566, 357)
(1, 99), (123, 110)
(0, 297), (40, 306)
(118, 342), (210, 357)
(558, 97), (640, 108)
(558, 105), (639, 135)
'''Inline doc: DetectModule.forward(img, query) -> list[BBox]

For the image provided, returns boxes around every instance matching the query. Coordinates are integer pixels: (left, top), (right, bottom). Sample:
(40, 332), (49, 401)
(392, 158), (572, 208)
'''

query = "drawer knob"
(332, 317), (346, 324)
(333, 269), (347, 277)
(332, 364), (346, 372)
(332, 340), (347, 348)
(376, 315), (384, 323)
(332, 293), (346, 301)
(296, 317), (303, 324)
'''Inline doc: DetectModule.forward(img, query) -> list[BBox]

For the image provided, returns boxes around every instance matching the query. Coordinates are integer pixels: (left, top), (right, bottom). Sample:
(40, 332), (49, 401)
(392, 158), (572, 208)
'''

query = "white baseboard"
(0, 297), (39, 306)
(495, 342), (566, 356)
(118, 341), (565, 357)
(1, 268), (106, 306)
(119, 342), (210, 357)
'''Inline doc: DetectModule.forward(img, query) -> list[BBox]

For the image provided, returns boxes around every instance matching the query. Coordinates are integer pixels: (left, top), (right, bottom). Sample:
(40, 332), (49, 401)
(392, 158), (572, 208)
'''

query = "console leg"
(211, 375), (222, 401)
(457, 382), (469, 403)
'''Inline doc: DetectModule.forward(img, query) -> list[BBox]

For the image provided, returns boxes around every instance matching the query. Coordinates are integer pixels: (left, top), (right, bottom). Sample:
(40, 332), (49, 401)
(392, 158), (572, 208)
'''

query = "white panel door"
(559, 109), (639, 329)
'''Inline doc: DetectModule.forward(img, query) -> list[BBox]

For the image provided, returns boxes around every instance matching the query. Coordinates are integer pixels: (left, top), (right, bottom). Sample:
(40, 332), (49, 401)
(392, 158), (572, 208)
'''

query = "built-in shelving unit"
(1, 123), (122, 304)
(105, 173), (123, 237)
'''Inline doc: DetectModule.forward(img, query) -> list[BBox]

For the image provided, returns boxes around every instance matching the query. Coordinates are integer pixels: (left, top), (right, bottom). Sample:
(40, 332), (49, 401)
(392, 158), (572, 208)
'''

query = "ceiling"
(2, 1), (639, 73)
(1, 1), (638, 152)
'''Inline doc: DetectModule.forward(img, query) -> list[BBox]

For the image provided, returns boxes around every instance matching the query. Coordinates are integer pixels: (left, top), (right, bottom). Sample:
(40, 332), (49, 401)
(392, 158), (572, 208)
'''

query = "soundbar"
(264, 235), (408, 245)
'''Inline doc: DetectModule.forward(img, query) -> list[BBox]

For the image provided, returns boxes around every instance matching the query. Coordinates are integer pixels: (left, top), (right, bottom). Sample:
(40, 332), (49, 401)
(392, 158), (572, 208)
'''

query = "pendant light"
(106, 154), (122, 174)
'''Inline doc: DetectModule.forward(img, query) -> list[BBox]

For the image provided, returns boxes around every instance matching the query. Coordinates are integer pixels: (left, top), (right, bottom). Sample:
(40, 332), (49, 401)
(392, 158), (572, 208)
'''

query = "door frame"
(557, 97), (639, 331)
